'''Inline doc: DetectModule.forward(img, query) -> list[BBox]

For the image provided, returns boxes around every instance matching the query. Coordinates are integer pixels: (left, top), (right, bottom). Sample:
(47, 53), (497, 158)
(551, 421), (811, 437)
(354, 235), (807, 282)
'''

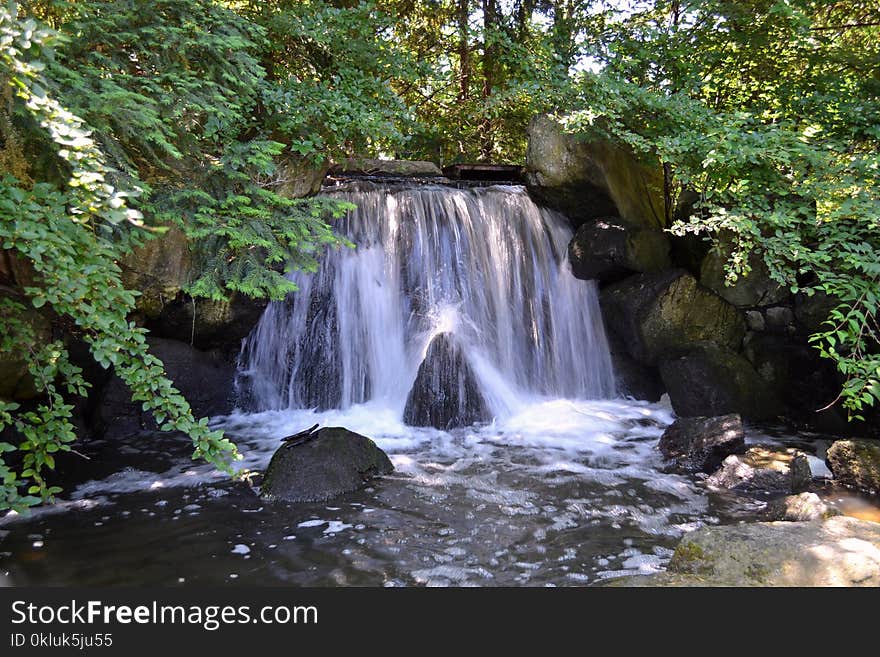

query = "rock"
(97, 337), (235, 439)
(275, 156), (330, 197)
(142, 293), (268, 355)
(524, 115), (665, 227)
(261, 427), (394, 503)
(568, 217), (670, 283)
(745, 311), (765, 332)
(0, 307), (51, 400)
(766, 492), (840, 522)
(600, 270), (746, 365)
(658, 414), (745, 472)
(764, 306), (795, 333)
(699, 240), (787, 308)
(659, 343), (777, 419)
(120, 227), (192, 320)
(330, 158), (443, 178)
(662, 516), (880, 586)
(826, 440), (880, 496)
(403, 333), (490, 429)
(793, 291), (838, 335)
(706, 446), (812, 494)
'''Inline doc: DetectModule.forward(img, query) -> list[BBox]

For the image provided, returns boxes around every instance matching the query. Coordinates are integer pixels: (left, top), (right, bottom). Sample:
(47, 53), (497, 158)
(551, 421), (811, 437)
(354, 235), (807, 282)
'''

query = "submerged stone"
(261, 427), (393, 503)
(403, 333), (491, 430)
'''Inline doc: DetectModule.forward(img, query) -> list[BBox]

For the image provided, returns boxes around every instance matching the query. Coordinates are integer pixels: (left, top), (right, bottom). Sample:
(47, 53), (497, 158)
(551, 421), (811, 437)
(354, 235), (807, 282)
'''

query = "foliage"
(565, 0), (880, 417)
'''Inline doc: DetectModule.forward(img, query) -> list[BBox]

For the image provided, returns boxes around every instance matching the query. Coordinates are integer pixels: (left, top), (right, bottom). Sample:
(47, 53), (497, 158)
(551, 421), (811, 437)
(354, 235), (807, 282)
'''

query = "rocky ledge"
(605, 516), (880, 586)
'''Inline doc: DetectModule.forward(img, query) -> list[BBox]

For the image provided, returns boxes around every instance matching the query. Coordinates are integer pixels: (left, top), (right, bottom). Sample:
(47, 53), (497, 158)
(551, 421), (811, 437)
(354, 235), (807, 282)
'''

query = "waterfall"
(236, 181), (616, 421)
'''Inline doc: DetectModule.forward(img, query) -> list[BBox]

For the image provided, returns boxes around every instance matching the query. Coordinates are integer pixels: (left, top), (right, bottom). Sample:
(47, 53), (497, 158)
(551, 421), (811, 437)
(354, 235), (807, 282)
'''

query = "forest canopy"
(1, 0), (878, 510)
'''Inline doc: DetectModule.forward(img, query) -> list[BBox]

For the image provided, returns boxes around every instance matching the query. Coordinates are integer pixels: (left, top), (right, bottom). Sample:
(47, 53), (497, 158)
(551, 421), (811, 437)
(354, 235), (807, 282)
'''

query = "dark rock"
(659, 343), (778, 419)
(0, 307), (51, 400)
(525, 115), (665, 228)
(793, 291), (839, 335)
(826, 439), (880, 496)
(97, 337), (235, 439)
(706, 446), (812, 494)
(745, 311), (765, 332)
(261, 427), (393, 503)
(766, 492), (840, 522)
(699, 240), (788, 308)
(143, 293), (268, 355)
(568, 217), (670, 283)
(403, 333), (490, 430)
(764, 306), (795, 333)
(600, 270), (746, 365)
(658, 414), (745, 472)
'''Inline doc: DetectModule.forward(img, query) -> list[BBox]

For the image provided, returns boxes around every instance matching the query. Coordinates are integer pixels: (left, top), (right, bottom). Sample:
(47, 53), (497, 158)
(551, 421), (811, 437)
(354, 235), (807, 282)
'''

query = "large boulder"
(658, 414), (745, 472)
(261, 427), (394, 503)
(600, 270), (746, 366)
(403, 333), (491, 430)
(706, 446), (812, 495)
(699, 240), (787, 308)
(525, 115), (665, 228)
(826, 439), (880, 496)
(659, 343), (778, 419)
(97, 337), (235, 439)
(568, 217), (670, 283)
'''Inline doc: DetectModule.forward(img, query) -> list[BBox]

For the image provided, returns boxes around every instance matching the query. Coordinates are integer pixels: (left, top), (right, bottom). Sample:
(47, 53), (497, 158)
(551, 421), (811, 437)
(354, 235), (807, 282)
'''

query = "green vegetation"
(1, 0), (878, 509)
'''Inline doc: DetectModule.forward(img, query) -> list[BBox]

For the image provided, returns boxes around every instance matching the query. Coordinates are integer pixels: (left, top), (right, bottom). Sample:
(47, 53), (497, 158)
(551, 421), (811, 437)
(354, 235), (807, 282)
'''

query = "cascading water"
(236, 181), (616, 421)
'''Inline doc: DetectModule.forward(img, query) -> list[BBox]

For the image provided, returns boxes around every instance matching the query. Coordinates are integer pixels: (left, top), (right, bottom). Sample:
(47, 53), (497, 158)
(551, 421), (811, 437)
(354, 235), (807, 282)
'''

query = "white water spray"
(236, 182), (616, 420)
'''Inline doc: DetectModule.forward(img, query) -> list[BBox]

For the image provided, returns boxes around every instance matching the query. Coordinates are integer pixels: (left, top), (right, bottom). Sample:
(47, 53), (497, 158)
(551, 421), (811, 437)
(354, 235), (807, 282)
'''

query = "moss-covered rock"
(826, 439), (880, 496)
(600, 270), (746, 366)
(525, 114), (665, 228)
(0, 307), (51, 400)
(261, 427), (394, 503)
(699, 239), (788, 308)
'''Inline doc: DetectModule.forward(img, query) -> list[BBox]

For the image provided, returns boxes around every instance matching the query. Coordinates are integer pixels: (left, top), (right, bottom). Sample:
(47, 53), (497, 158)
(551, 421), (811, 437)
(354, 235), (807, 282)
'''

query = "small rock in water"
(766, 492), (840, 522)
(706, 445), (812, 495)
(658, 414), (745, 472)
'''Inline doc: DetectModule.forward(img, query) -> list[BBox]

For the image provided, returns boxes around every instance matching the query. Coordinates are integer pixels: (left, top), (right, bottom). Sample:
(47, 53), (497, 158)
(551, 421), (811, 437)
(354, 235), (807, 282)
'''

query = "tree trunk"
(479, 0), (498, 161)
(458, 0), (471, 102)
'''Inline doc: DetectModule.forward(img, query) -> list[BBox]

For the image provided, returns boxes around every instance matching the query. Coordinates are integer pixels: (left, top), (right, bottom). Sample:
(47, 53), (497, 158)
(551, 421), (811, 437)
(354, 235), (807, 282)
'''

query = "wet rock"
(745, 311), (765, 332)
(403, 333), (491, 430)
(600, 270), (746, 366)
(525, 114), (665, 227)
(568, 217), (670, 283)
(766, 492), (840, 522)
(658, 414), (745, 472)
(330, 158), (443, 178)
(97, 337), (235, 439)
(793, 291), (839, 335)
(706, 446), (812, 495)
(662, 516), (880, 586)
(261, 427), (394, 503)
(826, 439), (880, 496)
(659, 343), (777, 419)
